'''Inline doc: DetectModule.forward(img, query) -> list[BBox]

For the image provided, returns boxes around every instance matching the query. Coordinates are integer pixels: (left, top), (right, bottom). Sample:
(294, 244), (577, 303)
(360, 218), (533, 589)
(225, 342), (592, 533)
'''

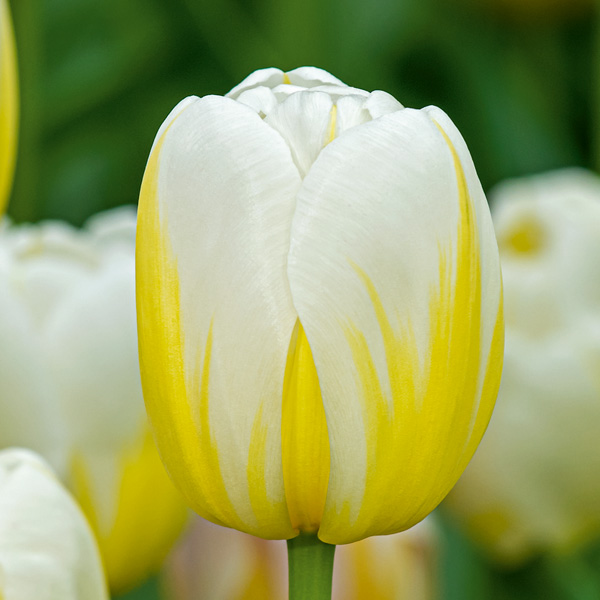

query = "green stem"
(287, 534), (336, 600)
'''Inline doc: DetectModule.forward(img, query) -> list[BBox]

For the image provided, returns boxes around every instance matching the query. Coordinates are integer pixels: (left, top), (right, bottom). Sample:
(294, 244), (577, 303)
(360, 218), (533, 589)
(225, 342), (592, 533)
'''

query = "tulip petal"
(137, 96), (302, 538)
(265, 91), (334, 178)
(226, 67), (285, 99)
(0, 0), (18, 213)
(287, 107), (503, 543)
(0, 449), (108, 600)
(286, 66), (346, 87)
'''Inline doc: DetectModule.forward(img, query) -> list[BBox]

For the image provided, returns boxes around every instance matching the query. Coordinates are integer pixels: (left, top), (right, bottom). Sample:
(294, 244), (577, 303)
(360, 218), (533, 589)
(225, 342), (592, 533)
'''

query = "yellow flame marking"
(326, 105), (337, 145)
(0, 0), (18, 213)
(281, 320), (330, 532)
(321, 122), (503, 543)
(282, 73), (291, 85)
(71, 430), (188, 594)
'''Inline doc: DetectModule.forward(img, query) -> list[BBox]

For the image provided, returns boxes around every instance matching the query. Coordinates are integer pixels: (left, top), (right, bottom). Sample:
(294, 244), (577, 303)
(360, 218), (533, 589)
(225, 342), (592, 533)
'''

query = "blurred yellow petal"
(0, 0), (17, 213)
(72, 428), (188, 594)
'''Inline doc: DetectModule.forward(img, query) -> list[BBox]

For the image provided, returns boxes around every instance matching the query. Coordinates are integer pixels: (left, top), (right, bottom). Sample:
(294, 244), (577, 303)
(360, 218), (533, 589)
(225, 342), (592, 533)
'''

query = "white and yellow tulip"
(0, 0), (18, 213)
(0, 448), (108, 600)
(137, 66), (504, 544)
(446, 168), (600, 564)
(0, 208), (187, 593)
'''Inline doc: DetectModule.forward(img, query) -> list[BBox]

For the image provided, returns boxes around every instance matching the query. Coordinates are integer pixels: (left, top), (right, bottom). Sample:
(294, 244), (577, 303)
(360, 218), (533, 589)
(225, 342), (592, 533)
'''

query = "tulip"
(137, 66), (503, 596)
(0, 0), (18, 212)
(0, 208), (187, 593)
(0, 448), (108, 600)
(445, 168), (600, 565)
(165, 515), (438, 600)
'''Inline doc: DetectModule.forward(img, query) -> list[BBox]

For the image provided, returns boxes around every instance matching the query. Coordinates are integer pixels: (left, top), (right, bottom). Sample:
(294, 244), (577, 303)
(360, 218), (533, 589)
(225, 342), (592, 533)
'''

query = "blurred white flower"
(0, 448), (108, 600)
(165, 515), (437, 600)
(446, 168), (600, 564)
(0, 207), (187, 593)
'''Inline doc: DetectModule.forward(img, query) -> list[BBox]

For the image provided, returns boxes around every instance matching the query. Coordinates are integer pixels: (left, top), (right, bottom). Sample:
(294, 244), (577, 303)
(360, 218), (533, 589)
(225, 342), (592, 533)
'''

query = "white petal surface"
(0, 284), (66, 473)
(286, 66), (346, 88)
(364, 90), (404, 118)
(226, 67), (284, 99)
(265, 91), (334, 178)
(0, 449), (108, 600)
(139, 95), (303, 537)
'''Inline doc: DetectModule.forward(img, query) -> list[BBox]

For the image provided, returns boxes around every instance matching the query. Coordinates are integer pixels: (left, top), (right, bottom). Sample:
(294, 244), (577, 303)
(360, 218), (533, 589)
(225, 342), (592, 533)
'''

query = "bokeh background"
(6, 0), (600, 598)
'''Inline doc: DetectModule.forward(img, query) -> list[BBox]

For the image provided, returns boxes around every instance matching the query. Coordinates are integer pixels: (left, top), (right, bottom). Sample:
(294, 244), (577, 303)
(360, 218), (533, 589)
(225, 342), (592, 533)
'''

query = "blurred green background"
(7, 0), (597, 226)
(7, 0), (600, 598)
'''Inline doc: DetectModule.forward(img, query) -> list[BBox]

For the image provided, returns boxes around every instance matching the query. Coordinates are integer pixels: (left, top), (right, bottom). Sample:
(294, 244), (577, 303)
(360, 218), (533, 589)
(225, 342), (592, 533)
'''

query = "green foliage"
(7, 0), (596, 224)
(113, 575), (162, 600)
(438, 510), (600, 600)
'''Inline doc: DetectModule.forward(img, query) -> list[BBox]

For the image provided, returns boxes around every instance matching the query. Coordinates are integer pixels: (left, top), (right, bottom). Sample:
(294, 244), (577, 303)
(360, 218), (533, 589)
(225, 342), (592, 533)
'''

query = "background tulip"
(165, 515), (438, 600)
(445, 168), (600, 565)
(137, 65), (503, 552)
(0, 0), (18, 213)
(0, 448), (108, 600)
(0, 208), (187, 593)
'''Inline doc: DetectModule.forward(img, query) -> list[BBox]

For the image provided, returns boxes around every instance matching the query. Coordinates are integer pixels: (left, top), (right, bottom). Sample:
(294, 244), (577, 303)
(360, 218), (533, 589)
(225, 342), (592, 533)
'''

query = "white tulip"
(446, 168), (600, 563)
(0, 448), (108, 600)
(0, 208), (187, 592)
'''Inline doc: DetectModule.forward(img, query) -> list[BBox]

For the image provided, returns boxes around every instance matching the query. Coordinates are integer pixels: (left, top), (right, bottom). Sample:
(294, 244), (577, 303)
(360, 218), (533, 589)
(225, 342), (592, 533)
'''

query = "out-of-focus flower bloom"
(165, 515), (437, 600)
(137, 66), (503, 543)
(0, 208), (187, 593)
(446, 168), (600, 565)
(0, 448), (108, 600)
(0, 0), (18, 213)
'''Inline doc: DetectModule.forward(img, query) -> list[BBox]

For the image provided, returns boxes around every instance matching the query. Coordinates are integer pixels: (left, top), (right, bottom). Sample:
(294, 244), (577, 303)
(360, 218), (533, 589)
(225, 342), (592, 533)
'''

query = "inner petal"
(281, 319), (330, 533)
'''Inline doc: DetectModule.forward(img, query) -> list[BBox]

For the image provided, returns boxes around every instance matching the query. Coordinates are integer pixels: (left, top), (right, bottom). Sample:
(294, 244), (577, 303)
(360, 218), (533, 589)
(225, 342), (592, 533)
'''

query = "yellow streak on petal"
(281, 320), (330, 533)
(0, 0), (18, 213)
(282, 73), (291, 84)
(326, 105), (337, 145)
(321, 123), (503, 543)
(71, 430), (188, 594)
(136, 124), (247, 533)
(246, 398), (291, 536)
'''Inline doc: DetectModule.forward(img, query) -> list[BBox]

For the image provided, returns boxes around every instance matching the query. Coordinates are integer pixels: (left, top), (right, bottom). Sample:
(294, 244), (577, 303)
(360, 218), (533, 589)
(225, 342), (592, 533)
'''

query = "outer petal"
(287, 107), (503, 543)
(0, 449), (108, 600)
(0, 0), (18, 213)
(137, 96), (302, 538)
